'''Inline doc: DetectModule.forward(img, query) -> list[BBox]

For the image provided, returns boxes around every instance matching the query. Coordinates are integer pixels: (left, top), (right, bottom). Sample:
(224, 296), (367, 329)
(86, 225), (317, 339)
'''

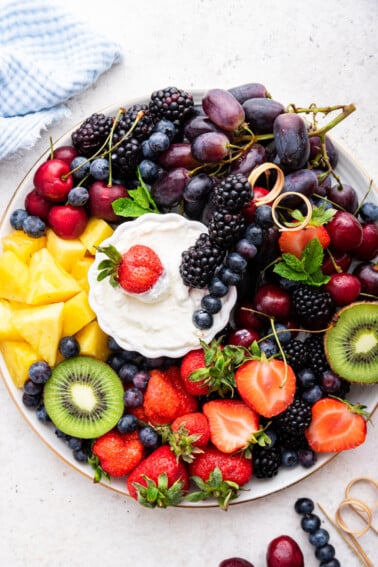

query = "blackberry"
(304, 334), (330, 378)
(179, 233), (225, 288)
(149, 86), (194, 125)
(213, 172), (252, 212)
(292, 285), (335, 330)
(253, 446), (282, 478)
(72, 113), (113, 157)
(117, 104), (154, 142)
(111, 134), (142, 177)
(274, 398), (312, 435)
(208, 210), (246, 249)
(281, 339), (308, 370)
(279, 431), (310, 451)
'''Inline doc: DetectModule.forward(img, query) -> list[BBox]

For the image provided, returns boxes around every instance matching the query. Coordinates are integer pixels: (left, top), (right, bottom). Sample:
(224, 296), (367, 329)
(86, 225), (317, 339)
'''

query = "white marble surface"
(0, 1), (377, 566)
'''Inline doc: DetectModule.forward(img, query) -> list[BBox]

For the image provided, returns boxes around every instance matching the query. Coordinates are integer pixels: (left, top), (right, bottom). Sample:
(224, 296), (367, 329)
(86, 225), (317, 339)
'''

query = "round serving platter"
(0, 92), (377, 507)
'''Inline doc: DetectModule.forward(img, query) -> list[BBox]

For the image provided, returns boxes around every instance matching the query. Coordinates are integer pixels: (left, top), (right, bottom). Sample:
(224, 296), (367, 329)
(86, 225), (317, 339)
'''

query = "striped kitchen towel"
(0, 0), (122, 160)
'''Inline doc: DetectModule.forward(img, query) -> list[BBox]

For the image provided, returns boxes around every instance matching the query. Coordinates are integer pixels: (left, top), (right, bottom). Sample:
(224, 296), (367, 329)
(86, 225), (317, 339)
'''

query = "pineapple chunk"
(12, 302), (64, 366)
(0, 250), (30, 303)
(2, 230), (46, 263)
(27, 248), (81, 305)
(46, 229), (86, 272)
(71, 256), (94, 293)
(0, 340), (39, 388)
(62, 291), (96, 336)
(79, 218), (114, 255)
(75, 320), (110, 361)
(0, 299), (22, 340)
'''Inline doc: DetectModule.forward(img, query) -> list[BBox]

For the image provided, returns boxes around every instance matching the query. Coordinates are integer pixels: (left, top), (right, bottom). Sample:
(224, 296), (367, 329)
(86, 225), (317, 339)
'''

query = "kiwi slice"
(44, 356), (124, 439)
(324, 302), (378, 383)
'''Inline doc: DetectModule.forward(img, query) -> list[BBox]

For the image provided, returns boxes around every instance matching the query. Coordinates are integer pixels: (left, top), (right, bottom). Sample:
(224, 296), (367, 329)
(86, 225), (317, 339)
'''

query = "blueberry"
(59, 336), (80, 358)
(258, 339), (279, 358)
(153, 118), (177, 141)
(201, 294), (222, 314)
(107, 336), (121, 351)
(235, 238), (257, 259)
(359, 201), (378, 222)
(268, 322), (291, 344)
(301, 513), (321, 533)
(301, 384), (323, 404)
(139, 425), (159, 448)
(90, 158), (109, 180)
(148, 132), (170, 153)
(192, 309), (213, 330)
(73, 449), (90, 463)
(320, 370), (344, 394)
(22, 215), (46, 238)
(281, 449), (299, 467)
(298, 448), (317, 468)
(124, 387), (144, 408)
(315, 544), (336, 562)
(36, 404), (51, 423)
(118, 363), (139, 383)
(208, 276), (229, 298)
(226, 252), (248, 273)
(254, 205), (273, 227)
(67, 186), (89, 206)
(138, 159), (160, 181)
(244, 223), (263, 246)
(295, 497), (314, 515)
(67, 437), (83, 451)
(141, 139), (159, 159)
(107, 352), (128, 372)
(22, 392), (42, 408)
(265, 427), (278, 448)
(23, 379), (43, 396)
(28, 361), (52, 384)
(297, 368), (316, 390)
(132, 370), (150, 389)
(70, 156), (90, 180)
(10, 208), (28, 230)
(55, 428), (70, 442)
(319, 560), (340, 567)
(117, 414), (139, 433)
(218, 266), (242, 285)
(143, 356), (166, 369)
(309, 528), (330, 548)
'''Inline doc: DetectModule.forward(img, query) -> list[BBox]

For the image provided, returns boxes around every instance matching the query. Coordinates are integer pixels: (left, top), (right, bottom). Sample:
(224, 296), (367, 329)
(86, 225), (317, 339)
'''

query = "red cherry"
(326, 183), (358, 213)
(219, 559), (254, 567)
(52, 145), (78, 166)
(48, 205), (88, 239)
(24, 189), (52, 222)
(325, 273), (361, 306)
(326, 210), (363, 251)
(266, 535), (304, 567)
(353, 262), (378, 295)
(351, 222), (378, 261)
(33, 159), (74, 202)
(234, 301), (265, 330)
(228, 328), (260, 347)
(242, 186), (270, 222)
(88, 180), (128, 222)
(253, 283), (291, 321)
(322, 250), (351, 275)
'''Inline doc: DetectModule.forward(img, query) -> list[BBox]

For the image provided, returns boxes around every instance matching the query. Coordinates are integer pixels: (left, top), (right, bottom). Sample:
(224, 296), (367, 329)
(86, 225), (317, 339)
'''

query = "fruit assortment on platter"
(0, 83), (377, 510)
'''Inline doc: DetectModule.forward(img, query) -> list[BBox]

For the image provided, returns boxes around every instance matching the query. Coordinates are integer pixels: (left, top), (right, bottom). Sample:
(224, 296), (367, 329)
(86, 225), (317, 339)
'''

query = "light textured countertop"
(0, 1), (377, 566)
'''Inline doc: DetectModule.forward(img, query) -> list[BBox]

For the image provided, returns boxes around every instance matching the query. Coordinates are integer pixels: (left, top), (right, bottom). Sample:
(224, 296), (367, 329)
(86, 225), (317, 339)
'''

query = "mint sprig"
(273, 238), (330, 287)
(112, 169), (160, 218)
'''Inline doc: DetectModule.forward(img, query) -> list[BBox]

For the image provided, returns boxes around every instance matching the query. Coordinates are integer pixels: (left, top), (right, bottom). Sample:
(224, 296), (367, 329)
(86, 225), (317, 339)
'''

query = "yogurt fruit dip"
(88, 213), (237, 358)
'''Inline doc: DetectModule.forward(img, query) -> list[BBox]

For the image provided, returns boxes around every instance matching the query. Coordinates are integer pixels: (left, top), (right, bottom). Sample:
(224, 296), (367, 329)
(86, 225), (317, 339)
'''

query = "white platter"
(0, 92), (377, 508)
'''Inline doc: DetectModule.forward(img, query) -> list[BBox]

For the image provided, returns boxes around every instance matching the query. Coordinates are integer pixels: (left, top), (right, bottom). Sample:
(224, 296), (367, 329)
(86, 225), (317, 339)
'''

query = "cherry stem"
(48, 137), (54, 160)
(325, 248), (344, 273)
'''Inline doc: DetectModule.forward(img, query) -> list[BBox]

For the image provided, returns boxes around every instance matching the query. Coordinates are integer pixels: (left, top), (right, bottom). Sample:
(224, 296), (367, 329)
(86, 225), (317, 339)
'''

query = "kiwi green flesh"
(44, 356), (124, 439)
(325, 302), (378, 383)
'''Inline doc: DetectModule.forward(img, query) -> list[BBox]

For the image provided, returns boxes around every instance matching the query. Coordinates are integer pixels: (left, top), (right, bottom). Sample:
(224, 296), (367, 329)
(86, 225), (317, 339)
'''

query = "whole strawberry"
(97, 243), (164, 294)
(187, 446), (253, 509)
(127, 445), (190, 508)
(180, 348), (210, 396)
(161, 411), (210, 463)
(90, 430), (145, 480)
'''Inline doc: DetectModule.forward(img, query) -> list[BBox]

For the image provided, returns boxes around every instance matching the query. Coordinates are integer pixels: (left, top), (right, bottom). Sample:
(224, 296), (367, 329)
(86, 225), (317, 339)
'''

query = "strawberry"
(235, 355), (296, 418)
(97, 243), (163, 293)
(143, 366), (198, 425)
(202, 399), (268, 454)
(305, 397), (368, 452)
(278, 204), (336, 259)
(161, 411), (210, 462)
(187, 446), (253, 509)
(90, 430), (144, 480)
(127, 445), (190, 507)
(180, 348), (210, 396)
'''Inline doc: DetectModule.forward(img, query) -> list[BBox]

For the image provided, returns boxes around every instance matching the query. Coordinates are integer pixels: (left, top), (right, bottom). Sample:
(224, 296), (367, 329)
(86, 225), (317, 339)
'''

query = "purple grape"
(273, 113), (310, 170)
(158, 143), (200, 169)
(184, 115), (225, 141)
(231, 144), (266, 176)
(152, 167), (190, 207)
(183, 173), (213, 202)
(191, 132), (230, 163)
(243, 98), (285, 134)
(309, 135), (338, 168)
(202, 88), (245, 131)
(281, 168), (319, 206)
(228, 82), (268, 103)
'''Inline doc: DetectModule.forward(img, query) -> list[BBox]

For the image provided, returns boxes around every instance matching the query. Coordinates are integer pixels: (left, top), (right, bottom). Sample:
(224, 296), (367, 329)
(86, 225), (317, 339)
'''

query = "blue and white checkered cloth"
(0, 0), (122, 160)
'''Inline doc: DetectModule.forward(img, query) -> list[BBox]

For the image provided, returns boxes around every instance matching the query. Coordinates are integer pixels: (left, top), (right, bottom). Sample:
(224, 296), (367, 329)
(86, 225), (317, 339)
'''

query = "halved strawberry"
(202, 399), (264, 454)
(97, 243), (163, 294)
(305, 397), (368, 452)
(235, 355), (296, 418)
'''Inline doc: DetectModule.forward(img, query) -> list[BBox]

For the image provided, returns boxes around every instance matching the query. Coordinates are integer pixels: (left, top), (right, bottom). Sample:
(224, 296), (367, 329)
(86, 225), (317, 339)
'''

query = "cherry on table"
(218, 558), (254, 567)
(266, 535), (304, 567)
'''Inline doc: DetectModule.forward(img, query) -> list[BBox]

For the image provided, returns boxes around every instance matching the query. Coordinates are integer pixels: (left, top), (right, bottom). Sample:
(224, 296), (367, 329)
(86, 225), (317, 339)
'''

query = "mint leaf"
(111, 168), (160, 218)
(112, 199), (151, 217)
(273, 238), (330, 286)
